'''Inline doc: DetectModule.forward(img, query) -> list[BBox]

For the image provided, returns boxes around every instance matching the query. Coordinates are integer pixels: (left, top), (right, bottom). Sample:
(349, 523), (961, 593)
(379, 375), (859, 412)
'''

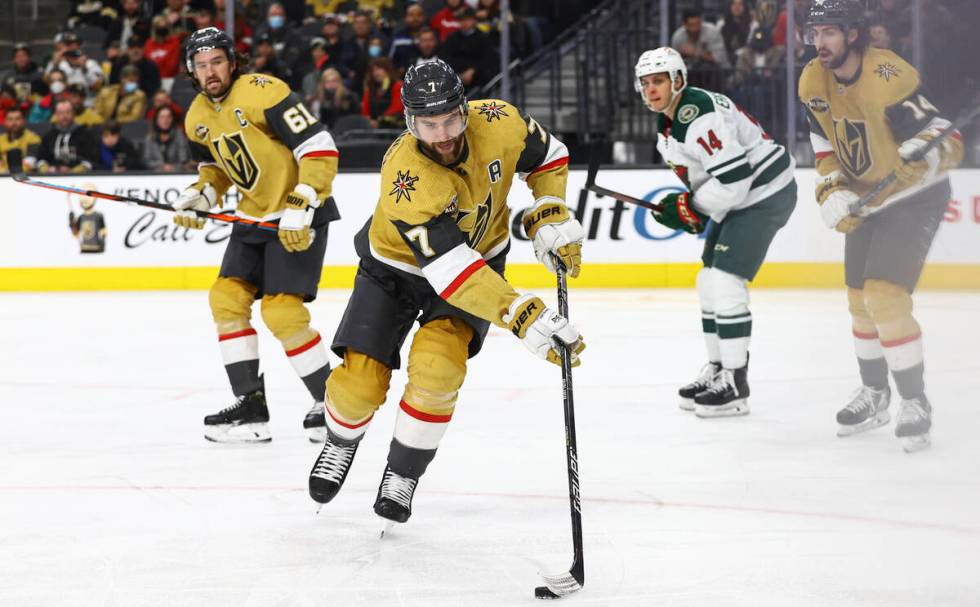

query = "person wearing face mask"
(94, 65), (147, 124)
(109, 34), (162, 96)
(28, 70), (69, 123)
(0, 107), (41, 173)
(440, 7), (496, 90)
(144, 16), (182, 82)
(350, 10), (387, 94)
(255, 2), (305, 88)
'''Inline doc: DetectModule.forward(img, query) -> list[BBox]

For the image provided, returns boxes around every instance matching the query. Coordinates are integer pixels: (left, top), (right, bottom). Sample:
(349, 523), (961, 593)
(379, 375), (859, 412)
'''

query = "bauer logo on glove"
(504, 294), (585, 367)
(522, 196), (585, 278)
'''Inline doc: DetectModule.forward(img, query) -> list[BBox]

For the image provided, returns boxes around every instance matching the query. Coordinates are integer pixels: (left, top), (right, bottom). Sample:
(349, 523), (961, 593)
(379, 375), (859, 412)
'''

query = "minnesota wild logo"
(455, 191), (492, 247)
(211, 131), (259, 190)
(477, 101), (508, 122)
(389, 170), (419, 203)
(833, 117), (872, 177)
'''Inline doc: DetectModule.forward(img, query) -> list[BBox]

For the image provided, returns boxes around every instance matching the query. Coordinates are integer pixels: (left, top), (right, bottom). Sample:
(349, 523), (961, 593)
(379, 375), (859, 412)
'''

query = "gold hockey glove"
(522, 197), (585, 278)
(278, 184), (318, 253)
(504, 294), (585, 367)
(173, 184), (217, 229)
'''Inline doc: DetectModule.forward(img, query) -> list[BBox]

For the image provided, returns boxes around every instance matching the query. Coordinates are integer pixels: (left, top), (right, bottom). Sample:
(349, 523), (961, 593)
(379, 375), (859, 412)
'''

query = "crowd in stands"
(0, 0), (585, 173)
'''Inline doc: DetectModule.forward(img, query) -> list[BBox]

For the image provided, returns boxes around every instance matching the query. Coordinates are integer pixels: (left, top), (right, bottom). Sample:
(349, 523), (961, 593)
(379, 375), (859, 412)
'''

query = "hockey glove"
(278, 184), (319, 253)
(173, 184), (217, 229)
(504, 294), (585, 367)
(652, 192), (706, 234)
(820, 188), (863, 233)
(894, 134), (941, 189)
(522, 197), (585, 278)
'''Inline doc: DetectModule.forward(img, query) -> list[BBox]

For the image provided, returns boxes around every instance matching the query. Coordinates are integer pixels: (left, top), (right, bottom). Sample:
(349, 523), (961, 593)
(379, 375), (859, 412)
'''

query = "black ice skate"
(308, 430), (360, 504)
(693, 365), (750, 418)
(374, 465), (418, 525)
(303, 401), (326, 443)
(203, 390), (271, 443)
(895, 396), (932, 453)
(836, 385), (891, 437)
(678, 362), (720, 411)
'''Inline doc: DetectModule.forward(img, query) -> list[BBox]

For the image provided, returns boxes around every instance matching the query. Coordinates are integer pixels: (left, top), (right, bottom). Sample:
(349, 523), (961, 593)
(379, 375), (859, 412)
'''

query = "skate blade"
(694, 399), (749, 418)
(837, 413), (890, 437)
(305, 426), (326, 443)
(678, 397), (695, 411)
(901, 434), (931, 453)
(379, 519), (398, 539)
(204, 422), (272, 444)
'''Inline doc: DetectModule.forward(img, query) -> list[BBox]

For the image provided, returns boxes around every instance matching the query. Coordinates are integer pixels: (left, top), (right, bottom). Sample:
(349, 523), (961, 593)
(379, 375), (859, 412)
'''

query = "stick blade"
(535, 570), (583, 599)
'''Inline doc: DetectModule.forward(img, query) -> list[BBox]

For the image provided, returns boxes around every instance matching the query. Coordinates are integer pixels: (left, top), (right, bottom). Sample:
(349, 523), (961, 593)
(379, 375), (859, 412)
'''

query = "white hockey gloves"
(820, 188), (863, 233)
(279, 184), (319, 253)
(504, 294), (585, 367)
(522, 197), (585, 278)
(895, 136), (941, 188)
(173, 184), (217, 229)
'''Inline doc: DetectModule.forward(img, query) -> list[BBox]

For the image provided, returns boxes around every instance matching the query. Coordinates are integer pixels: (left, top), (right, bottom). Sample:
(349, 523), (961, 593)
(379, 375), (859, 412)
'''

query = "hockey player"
(636, 47), (797, 418)
(307, 59), (585, 525)
(175, 27), (341, 443)
(799, 0), (962, 451)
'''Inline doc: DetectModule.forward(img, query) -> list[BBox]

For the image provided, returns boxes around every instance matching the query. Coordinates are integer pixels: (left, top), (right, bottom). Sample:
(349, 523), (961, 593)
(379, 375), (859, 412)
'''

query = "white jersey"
(656, 87), (795, 222)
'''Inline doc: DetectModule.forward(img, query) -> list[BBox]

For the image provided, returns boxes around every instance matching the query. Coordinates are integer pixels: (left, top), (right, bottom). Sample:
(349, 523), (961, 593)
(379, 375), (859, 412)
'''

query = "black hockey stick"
(12, 174), (279, 232)
(534, 256), (584, 600)
(849, 104), (980, 214)
(585, 144), (664, 212)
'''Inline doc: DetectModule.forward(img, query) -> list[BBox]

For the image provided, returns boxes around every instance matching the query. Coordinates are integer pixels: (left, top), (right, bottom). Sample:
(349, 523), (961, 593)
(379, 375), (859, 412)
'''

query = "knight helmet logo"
(833, 118), (872, 177)
(211, 132), (260, 191)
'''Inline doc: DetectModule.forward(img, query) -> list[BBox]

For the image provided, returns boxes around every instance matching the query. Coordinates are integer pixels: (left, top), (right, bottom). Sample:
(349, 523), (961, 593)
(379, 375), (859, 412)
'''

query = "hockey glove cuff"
(522, 197), (585, 278)
(173, 184), (217, 230)
(279, 184), (318, 253)
(652, 192), (706, 234)
(504, 294), (585, 367)
(820, 188), (863, 233)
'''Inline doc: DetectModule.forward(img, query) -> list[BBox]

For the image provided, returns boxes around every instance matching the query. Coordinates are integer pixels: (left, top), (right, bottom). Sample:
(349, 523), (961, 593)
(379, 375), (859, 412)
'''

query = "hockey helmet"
(805, 0), (866, 44)
(634, 47), (687, 112)
(402, 59), (468, 142)
(184, 27), (235, 74)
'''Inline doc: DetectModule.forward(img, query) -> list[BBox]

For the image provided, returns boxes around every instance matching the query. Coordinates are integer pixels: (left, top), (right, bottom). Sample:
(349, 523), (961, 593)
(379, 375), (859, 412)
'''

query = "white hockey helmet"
(634, 47), (687, 111)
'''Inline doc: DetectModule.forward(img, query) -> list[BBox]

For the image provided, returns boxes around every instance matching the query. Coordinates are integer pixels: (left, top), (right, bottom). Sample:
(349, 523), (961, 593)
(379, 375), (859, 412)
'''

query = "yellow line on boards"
(0, 263), (977, 291)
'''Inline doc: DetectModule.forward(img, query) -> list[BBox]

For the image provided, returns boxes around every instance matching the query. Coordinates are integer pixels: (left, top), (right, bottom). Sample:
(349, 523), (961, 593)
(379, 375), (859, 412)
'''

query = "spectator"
(720, 0), (757, 61)
(44, 31), (73, 75)
(772, 0), (814, 63)
(413, 27), (442, 67)
(104, 0), (152, 50)
(110, 34), (162, 96)
(251, 34), (292, 82)
(312, 67), (359, 129)
(64, 84), (106, 126)
(0, 82), (21, 123)
(389, 4), (428, 72)
(94, 65), (148, 123)
(158, 0), (195, 38)
(0, 107), (41, 173)
(253, 2), (306, 86)
(28, 69), (69, 123)
(441, 7), (497, 90)
(671, 9), (730, 71)
(358, 0), (400, 23)
(97, 120), (144, 171)
(302, 37), (329, 99)
(146, 88), (183, 125)
(142, 105), (191, 171)
(306, 0), (358, 18)
(49, 34), (106, 95)
(350, 10), (388, 93)
(869, 20), (893, 51)
(144, 16), (183, 84)
(431, 0), (466, 42)
(315, 15), (358, 86)
(361, 57), (403, 128)
(213, 0), (254, 53)
(36, 99), (100, 173)
(2, 44), (47, 104)
(67, 0), (119, 30)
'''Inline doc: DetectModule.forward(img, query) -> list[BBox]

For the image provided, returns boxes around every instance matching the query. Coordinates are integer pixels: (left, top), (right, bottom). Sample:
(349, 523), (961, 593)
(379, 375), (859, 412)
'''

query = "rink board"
(1, 168), (978, 290)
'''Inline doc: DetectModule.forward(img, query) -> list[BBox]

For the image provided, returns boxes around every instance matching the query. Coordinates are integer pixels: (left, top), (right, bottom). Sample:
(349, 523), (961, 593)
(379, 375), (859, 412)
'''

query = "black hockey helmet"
(402, 59), (468, 140)
(805, 0), (866, 41)
(184, 27), (235, 74)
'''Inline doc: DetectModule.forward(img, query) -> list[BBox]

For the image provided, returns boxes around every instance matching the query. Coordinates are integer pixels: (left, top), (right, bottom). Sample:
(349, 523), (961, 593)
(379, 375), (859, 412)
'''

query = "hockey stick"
(12, 174), (279, 232)
(849, 104), (980, 214)
(534, 256), (585, 600)
(585, 144), (664, 212)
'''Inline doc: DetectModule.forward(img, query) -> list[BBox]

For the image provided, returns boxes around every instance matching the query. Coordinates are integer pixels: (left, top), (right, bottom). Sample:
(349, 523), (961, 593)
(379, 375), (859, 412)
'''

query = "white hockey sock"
(325, 399), (372, 443)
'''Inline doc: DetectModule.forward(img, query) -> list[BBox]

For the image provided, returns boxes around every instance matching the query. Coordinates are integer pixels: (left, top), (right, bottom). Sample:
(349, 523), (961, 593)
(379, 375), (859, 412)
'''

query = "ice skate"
(895, 396), (932, 453)
(694, 366), (750, 418)
(203, 390), (271, 443)
(308, 430), (360, 504)
(836, 385), (891, 437)
(678, 362), (720, 411)
(303, 401), (326, 443)
(374, 465), (418, 525)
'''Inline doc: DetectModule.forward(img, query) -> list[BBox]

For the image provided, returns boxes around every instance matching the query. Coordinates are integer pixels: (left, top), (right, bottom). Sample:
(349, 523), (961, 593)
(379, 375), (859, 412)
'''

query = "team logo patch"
(808, 97), (830, 113)
(477, 101), (509, 122)
(833, 117), (872, 177)
(875, 63), (900, 82)
(678, 104), (699, 124)
(249, 75), (272, 87)
(211, 131), (260, 191)
(443, 194), (459, 216)
(455, 191), (492, 247)
(389, 170), (419, 204)
(194, 124), (209, 140)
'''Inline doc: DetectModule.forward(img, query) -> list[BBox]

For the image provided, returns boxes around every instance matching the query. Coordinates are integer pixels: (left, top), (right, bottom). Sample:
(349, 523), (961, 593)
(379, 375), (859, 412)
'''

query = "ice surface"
(1, 289), (978, 606)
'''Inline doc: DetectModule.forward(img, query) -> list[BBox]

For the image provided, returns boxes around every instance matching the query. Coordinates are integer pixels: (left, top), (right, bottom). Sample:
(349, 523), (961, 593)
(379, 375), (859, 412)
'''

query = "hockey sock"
(883, 334), (925, 399)
(701, 311), (722, 363)
(325, 398), (372, 443)
(864, 280), (924, 399)
(716, 311), (751, 368)
(852, 328), (889, 389)
(388, 399), (453, 479)
(284, 331), (331, 402)
(218, 327), (263, 395)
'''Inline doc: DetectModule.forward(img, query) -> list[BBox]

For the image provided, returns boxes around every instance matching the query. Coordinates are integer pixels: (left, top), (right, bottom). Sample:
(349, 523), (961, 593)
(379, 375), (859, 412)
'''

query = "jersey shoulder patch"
(380, 139), (457, 225)
(669, 87), (721, 143)
(862, 48), (919, 104)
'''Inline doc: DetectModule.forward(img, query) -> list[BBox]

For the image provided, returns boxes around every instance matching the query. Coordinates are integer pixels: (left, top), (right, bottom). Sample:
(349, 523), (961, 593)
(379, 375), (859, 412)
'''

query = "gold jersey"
(184, 73), (339, 221)
(799, 48), (962, 201)
(361, 99), (569, 326)
(0, 129), (41, 172)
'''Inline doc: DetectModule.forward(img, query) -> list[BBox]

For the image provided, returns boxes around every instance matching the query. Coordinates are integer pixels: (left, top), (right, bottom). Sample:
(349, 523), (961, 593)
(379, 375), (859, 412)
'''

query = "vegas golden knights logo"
(211, 132), (260, 191)
(456, 191), (492, 248)
(833, 118), (872, 177)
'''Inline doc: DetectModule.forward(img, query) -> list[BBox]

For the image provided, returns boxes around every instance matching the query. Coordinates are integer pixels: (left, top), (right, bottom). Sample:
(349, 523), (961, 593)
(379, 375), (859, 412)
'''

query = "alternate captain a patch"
(477, 101), (509, 122)
(389, 169), (420, 203)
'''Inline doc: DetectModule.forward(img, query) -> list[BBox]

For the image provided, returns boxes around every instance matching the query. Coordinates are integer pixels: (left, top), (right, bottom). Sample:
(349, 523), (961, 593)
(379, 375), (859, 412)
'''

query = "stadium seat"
(331, 114), (373, 138)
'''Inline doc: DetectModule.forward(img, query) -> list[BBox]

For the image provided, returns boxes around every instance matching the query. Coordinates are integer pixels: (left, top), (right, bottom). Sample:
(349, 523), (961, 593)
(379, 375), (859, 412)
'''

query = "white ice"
(1, 288), (978, 607)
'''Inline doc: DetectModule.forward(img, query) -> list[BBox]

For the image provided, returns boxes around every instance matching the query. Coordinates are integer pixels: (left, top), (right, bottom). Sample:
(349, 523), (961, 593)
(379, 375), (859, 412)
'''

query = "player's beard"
(202, 75), (232, 101)
(828, 43), (852, 70)
(425, 135), (465, 165)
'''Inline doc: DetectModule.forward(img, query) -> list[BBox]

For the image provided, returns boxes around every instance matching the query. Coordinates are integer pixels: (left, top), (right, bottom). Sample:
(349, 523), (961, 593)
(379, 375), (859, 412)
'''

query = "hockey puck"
(534, 585), (559, 600)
